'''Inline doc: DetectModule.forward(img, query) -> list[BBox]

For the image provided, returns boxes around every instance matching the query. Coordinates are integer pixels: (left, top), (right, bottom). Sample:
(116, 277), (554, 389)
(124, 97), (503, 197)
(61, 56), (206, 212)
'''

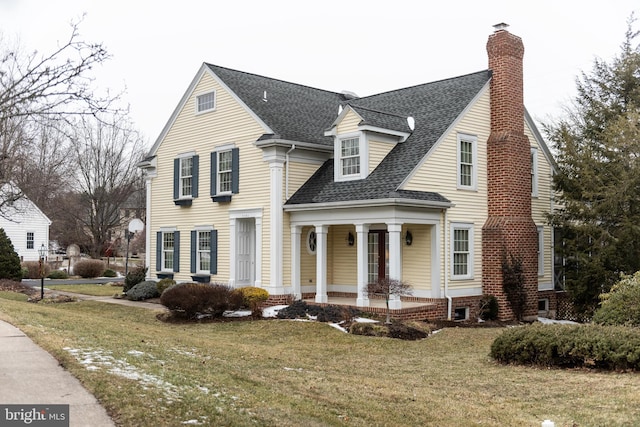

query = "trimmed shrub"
(22, 261), (51, 279)
(156, 278), (176, 294)
(593, 271), (640, 326)
(479, 294), (499, 321)
(349, 321), (430, 340)
(349, 322), (389, 337)
(237, 286), (269, 317)
(47, 269), (69, 279)
(73, 259), (105, 278)
(0, 228), (22, 280)
(126, 280), (160, 301)
(124, 266), (147, 293)
(490, 323), (640, 371)
(160, 282), (243, 319)
(103, 268), (118, 278)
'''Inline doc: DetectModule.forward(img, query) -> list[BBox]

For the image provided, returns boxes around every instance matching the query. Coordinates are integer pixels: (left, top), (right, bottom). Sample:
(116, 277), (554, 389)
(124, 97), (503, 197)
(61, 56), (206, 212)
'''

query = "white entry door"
(236, 218), (255, 286)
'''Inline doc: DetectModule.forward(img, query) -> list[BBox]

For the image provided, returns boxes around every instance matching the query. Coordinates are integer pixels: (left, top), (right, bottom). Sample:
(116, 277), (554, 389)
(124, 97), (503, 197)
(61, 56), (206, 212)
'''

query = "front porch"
(301, 292), (446, 321)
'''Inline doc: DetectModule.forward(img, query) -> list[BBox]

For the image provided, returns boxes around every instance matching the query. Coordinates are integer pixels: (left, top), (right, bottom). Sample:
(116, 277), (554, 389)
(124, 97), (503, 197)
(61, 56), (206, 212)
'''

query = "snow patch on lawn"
(537, 317), (579, 325)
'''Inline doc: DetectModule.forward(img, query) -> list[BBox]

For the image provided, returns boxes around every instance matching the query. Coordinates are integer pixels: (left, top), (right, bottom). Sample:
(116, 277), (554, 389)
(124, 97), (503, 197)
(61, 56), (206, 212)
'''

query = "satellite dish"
(128, 218), (144, 233)
(407, 116), (415, 131)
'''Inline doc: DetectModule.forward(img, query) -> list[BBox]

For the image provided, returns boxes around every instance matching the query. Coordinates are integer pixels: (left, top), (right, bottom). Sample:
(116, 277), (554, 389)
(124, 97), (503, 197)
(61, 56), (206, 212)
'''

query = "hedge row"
(490, 323), (640, 371)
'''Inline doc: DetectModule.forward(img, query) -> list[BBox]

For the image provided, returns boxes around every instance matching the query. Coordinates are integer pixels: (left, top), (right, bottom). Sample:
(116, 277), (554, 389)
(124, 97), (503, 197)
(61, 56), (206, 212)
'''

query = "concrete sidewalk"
(0, 320), (115, 426)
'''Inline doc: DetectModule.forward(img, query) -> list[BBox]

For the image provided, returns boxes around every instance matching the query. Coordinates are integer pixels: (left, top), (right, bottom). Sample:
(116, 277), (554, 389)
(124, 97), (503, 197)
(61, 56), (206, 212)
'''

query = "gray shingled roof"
(206, 64), (490, 205)
(206, 64), (344, 146)
(287, 71), (491, 204)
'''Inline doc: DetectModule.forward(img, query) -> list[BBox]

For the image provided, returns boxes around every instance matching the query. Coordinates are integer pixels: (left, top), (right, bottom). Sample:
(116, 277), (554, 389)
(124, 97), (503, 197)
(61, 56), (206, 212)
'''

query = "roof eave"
(254, 138), (333, 153)
(284, 197), (454, 212)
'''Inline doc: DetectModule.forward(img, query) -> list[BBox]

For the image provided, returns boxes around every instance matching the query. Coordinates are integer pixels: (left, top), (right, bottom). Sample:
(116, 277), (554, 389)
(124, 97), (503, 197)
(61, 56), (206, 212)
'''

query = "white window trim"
(334, 131), (368, 182)
(457, 133), (478, 190)
(450, 222), (474, 280)
(537, 225), (544, 277)
(217, 149), (233, 195)
(179, 157), (193, 199)
(306, 228), (317, 255)
(196, 91), (216, 114)
(531, 147), (539, 197)
(161, 230), (176, 272)
(196, 228), (213, 274)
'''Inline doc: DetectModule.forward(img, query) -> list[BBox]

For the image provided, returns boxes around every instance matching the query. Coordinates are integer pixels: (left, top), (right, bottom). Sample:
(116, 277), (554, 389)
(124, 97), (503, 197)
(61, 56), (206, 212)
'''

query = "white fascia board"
(254, 138), (333, 154)
(147, 63), (274, 157)
(358, 125), (411, 142)
(525, 108), (558, 174)
(283, 197), (453, 212)
(397, 81), (490, 190)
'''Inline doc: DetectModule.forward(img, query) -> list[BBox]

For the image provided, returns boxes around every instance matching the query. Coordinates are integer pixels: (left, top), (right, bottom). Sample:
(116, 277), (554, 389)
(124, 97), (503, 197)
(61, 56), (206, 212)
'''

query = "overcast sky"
(1, 1), (638, 147)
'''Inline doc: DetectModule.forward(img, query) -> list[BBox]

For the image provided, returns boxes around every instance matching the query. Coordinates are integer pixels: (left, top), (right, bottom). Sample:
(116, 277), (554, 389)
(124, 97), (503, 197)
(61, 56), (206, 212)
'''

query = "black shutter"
(190, 230), (197, 273)
(210, 152), (217, 197)
(156, 231), (162, 271)
(232, 148), (240, 194)
(210, 229), (218, 274)
(174, 231), (180, 272)
(192, 155), (199, 198)
(173, 158), (180, 200)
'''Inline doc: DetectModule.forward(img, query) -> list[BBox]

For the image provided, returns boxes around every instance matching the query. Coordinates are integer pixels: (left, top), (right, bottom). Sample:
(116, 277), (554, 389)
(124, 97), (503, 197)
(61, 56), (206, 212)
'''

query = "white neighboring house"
(0, 184), (51, 262)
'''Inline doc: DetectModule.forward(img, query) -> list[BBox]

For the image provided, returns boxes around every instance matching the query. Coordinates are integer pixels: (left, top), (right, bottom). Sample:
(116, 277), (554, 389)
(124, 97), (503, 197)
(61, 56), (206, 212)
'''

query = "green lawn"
(0, 296), (638, 426)
(46, 284), (123, 296)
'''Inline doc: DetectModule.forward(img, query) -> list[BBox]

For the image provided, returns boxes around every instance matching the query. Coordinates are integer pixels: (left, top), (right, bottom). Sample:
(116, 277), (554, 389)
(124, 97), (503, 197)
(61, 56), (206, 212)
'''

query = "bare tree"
(69, 113), (146, 257)
(0, 19), (117, 214)
(366, 278), (413, 324)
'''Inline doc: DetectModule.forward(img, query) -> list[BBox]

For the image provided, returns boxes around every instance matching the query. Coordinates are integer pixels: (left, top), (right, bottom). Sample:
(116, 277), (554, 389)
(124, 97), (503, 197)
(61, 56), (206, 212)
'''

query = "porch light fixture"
(405, 230), (413, 246)
(347, 232), (355, 246)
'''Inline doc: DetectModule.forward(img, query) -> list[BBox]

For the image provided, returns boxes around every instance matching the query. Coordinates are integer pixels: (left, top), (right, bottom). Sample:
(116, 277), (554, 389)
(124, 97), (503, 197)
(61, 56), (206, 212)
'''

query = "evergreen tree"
(546, 17), (640, 317)
(0, 228), (22, 281)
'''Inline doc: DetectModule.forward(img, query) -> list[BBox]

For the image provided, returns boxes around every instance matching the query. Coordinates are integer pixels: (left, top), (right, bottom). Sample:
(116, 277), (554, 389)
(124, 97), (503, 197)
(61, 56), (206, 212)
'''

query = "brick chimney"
(482, 24), (539, 320)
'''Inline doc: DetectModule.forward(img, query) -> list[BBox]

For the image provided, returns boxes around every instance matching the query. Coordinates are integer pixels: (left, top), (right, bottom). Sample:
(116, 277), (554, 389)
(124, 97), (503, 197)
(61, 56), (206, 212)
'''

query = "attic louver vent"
(262, 90), (267, 102)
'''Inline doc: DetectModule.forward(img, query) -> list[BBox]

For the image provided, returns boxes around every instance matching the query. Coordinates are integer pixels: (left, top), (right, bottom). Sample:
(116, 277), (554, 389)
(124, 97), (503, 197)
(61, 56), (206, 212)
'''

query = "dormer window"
(196, 91), (216, 113)
(334, 132), (367, 181)
(341, 137), (360, 176)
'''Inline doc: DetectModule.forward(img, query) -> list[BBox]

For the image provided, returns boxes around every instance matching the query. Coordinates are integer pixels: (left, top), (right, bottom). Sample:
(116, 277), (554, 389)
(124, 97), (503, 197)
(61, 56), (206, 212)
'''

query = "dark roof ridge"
(205, 63), (343, 96)
(347, 104), (408, 119)
(351, 69), (490, 101)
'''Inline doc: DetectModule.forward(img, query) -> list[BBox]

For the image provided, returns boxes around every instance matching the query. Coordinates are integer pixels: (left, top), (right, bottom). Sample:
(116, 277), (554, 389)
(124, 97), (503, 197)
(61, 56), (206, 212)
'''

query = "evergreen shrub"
(156, 278), (176, 294)
(47, 269), (69, 279)
(490, 323), (640, 370)
(592, 271), (640, 326)
(0, 228), (23, 281)
(103, 268), (117, 278)
(124, 266), (147, 292)
(126, 280), (160, 301)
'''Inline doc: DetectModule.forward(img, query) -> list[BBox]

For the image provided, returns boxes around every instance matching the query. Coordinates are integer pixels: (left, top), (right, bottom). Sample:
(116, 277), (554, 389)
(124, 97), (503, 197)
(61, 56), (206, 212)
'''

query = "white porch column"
(290, 225), (301, 299)
(228, 218), (237, 287)
(256, 147), (286, 295)
(254, 215), (263, 287)
(315, 224), (328, 303)
(431, 223), (441, 298)
(356, 223), (370, 307)
(144, 177), (152, 280)
(387, 222), (403, 309)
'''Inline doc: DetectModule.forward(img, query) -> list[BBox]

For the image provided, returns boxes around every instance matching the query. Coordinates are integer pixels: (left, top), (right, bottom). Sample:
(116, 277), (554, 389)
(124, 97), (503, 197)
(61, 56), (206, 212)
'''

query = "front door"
(236, 218), (255, 286)
(368, 230), (389, 284)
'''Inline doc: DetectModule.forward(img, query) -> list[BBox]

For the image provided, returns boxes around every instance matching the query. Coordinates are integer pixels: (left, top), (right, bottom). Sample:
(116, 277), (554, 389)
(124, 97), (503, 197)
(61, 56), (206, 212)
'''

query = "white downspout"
(285, 144), (296, 199)
(444, 209), (452, 320)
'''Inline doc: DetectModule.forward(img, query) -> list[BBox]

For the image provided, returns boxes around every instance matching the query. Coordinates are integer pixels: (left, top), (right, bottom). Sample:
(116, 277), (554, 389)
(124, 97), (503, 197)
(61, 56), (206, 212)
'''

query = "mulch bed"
(0, 279), (38, 295)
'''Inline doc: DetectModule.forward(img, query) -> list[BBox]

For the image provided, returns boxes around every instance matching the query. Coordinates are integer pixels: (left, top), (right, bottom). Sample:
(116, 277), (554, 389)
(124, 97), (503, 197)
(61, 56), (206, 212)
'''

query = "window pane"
(197, 92), (215, 112)
(453, 228), (470, 277)
(27, 232), (34, 249)
(218, 151), (232, 193)
(163, 232), (174, 270)
(340, 138), (360, 176)
(180, 157), (193, 197)
(459, 140), (473, 187)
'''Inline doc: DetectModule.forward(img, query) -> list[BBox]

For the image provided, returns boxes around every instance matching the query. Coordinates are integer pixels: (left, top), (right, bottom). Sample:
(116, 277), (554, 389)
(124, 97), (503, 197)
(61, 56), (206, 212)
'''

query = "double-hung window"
(211, 147), (239, 202)
(26, 232), (34, 249)
(531, 147), (539, 197)
(196, 91), (216, 113)
(457, 134), (477, 190)
(451, 223), (474, 280)
(190, 228), (218, 275)
(341, 137), (360, 176)
(162, 232), (175, 270)
(156, 230), (180, 273)
(197, 231), (211, 272)
(173, 154), (199, 205)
